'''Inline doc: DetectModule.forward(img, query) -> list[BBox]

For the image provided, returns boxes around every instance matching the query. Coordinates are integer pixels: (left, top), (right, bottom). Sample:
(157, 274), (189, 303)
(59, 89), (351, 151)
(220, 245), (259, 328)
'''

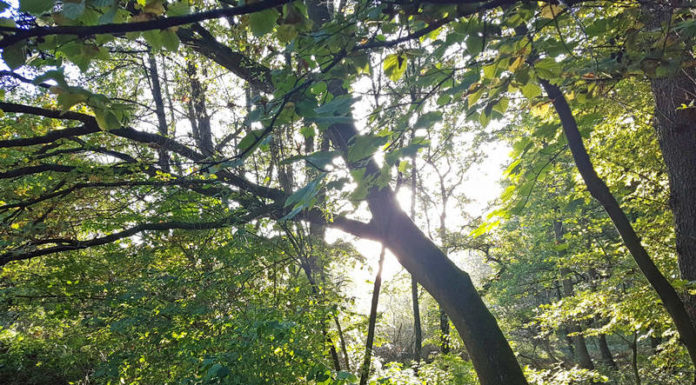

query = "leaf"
(283, 151), (339, 170)
(282, 174), (326, 221)
(56, 89), (88, 111)
(167, 0), (190, 16)
(520, 82), (542, 99)
(414, 111), (442, 129)
(160, 29), (180, 51)
(383, 53), (407, 82)
(534, 58), (562, 80)
(19, 0), (53, 15)
(249, 8), (279, 36)
(62, 0), (85, 19)
(94, 108), (121, 130)
(2, 42), (26, 70)
(347, 134), (388, 162)
(540, 4), (562, 19)
(314, 95), (357, 116)
(237, 129), (267, 152)
(483, 62), (497, 79)
(143, 29), (163, 50)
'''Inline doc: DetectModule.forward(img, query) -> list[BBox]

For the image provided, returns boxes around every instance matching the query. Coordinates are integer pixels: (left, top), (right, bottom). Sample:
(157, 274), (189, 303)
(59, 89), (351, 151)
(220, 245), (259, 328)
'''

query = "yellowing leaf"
(540, 4), (562, 19)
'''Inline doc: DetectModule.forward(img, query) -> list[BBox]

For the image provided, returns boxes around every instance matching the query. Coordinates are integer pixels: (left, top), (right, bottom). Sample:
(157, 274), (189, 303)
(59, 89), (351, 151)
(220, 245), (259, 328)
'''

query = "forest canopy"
(1, 0), (696, 384)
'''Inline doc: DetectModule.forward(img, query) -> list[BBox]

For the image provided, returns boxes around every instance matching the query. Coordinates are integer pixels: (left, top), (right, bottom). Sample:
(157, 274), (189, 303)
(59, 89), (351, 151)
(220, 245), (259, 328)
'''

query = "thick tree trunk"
(410, 155), (422, 365)
(597, 333), (617, 369)
(359, 246), (386, 385)
(644, 0), (696, 325)
(541, 79), (696, 372)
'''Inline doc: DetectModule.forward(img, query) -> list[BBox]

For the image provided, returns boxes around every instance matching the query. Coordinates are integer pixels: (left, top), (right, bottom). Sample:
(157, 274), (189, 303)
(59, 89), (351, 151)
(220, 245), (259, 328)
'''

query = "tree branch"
(0, 0), (291, 49)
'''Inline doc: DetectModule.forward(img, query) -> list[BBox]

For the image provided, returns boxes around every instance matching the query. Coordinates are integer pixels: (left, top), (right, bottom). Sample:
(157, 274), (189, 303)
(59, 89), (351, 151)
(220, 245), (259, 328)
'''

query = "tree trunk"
(631, 333), (642, 385)
(541, 78), (696, 372)
(643, 0), (696, 325)
(410, 153), (422, 366)
(146, 52), (170, 172)
(597, 333), (617, 369)
(185, 62), (214, 156)
(335, 316), (351, 372)
(359, 246), (386, 385)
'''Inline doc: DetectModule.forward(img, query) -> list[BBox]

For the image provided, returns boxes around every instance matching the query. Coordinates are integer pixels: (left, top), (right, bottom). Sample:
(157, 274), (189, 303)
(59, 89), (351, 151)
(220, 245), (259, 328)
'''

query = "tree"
(2, 0), (695, 384)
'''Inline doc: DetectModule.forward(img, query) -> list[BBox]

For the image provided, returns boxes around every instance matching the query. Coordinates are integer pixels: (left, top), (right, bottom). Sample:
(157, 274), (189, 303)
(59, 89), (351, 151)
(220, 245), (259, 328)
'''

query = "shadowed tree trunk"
(597, 333), (616, 369)
(643, 0), (696, 323)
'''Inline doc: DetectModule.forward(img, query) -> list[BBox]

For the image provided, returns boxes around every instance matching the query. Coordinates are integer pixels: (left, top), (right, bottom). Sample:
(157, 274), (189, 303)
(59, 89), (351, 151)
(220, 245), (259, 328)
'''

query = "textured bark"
(542, 79), (696, 371)
(359, 246), (386, 385)
(650, 51), (696, 323)
(639, 1), (696, 322)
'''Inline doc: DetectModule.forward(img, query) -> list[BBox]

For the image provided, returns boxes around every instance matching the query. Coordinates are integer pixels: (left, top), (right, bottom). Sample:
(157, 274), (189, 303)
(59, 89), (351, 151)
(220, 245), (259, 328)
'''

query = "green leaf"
(166, 0), (190, 16)
(314, 95), (357, 116)
(534, 58), (562, 80)
(283, 151), (339, 171)
(483, 62), (497, 79)
(2, 42), (26, 70)
(62, 0), (85, 19)
(249, 8), (279, 36)
(520, 82), (542, 99)
(160, 29), (180, 51)
(19, 0), (53, 15)
(347, 134), (388, 163)
(143, 29), (163, 50)
(414, 111), (442, 129)
(383, 53), (407, 82)
(94, 108), (122, 130)
(56, 89), (88, 111)
(237, 129), (267, 152)
(282, 174), (326, 220)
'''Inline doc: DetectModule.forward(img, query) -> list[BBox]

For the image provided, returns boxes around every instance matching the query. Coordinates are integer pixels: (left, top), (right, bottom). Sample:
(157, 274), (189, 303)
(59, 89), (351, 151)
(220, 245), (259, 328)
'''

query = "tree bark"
(643, 0), (696, 325)
(410, 153), (422, 366)
(541, 78), (696, 372)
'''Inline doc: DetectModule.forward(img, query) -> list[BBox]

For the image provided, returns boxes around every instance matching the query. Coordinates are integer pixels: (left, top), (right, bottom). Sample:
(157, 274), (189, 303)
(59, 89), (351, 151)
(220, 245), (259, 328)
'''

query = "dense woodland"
(1, 0), (695, 384)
